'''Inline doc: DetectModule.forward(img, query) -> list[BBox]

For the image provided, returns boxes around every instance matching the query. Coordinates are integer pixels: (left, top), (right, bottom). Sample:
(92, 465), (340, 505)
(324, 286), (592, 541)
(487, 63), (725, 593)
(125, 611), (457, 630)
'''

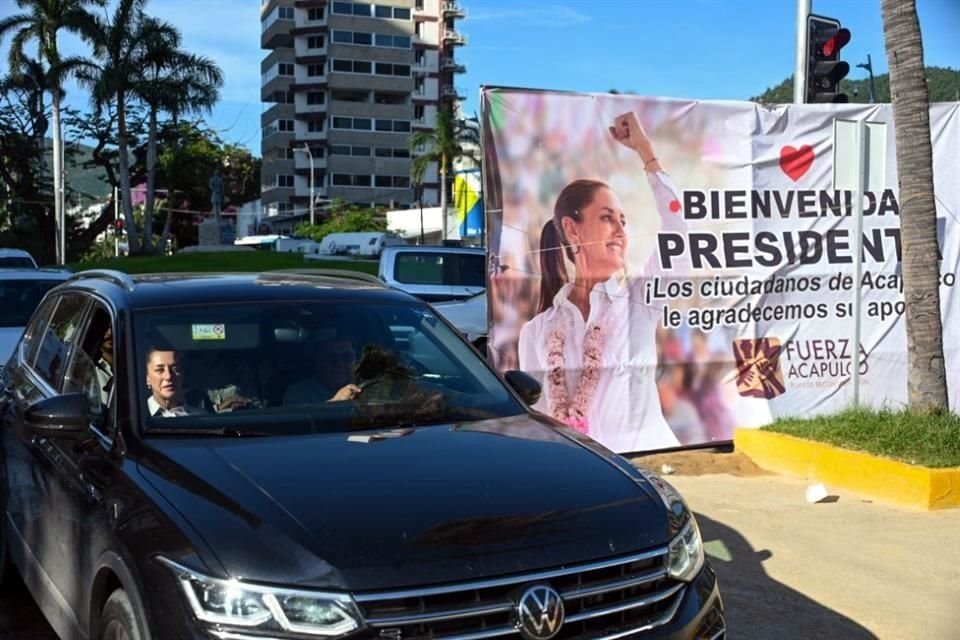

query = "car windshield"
(0, 279), (63, 328)
(0, 257), (36, 269)
(134, 300), (523, 434)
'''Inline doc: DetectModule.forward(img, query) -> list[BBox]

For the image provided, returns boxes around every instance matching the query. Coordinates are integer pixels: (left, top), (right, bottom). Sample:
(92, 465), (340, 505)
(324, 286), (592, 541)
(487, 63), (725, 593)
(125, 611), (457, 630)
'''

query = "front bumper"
(633, 562), (724, 640)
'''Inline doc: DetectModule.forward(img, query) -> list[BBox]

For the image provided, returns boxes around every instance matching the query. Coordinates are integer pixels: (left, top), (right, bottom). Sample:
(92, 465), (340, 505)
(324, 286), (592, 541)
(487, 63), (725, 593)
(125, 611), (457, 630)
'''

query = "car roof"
(0, 268), (71, 280)
(381, 245), (485, 255)
(62, 269), (419, 309)
(0, 248), (35, 258)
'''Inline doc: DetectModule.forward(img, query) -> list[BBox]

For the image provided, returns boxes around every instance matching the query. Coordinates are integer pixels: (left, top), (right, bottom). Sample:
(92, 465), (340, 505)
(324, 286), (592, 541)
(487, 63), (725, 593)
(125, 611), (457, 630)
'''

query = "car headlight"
(158, 557), (361, 637)
(667, 516), (705, 582)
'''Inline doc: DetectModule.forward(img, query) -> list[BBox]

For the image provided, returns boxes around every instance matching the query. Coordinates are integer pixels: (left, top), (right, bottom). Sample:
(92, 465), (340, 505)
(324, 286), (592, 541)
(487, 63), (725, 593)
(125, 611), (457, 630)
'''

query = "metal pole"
(851, 118), (867, 406)
(419, 187), (425, 245)
(59, 137), (66, 264)
(867, 54), (877, 104)
(794, 0), (811, 104)
(304, 143), (315, 226)
(114, 186), (120, 257)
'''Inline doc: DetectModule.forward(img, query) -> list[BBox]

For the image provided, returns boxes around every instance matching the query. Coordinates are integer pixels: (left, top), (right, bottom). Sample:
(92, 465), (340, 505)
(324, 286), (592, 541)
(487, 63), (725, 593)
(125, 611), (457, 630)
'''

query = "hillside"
(42, 139), (114, 203)
(751, 65), (960, 104)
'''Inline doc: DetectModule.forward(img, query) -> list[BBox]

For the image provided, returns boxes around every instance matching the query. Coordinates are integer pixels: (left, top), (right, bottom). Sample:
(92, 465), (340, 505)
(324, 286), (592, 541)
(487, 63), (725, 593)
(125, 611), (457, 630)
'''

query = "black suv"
(0, 269), (724, 640)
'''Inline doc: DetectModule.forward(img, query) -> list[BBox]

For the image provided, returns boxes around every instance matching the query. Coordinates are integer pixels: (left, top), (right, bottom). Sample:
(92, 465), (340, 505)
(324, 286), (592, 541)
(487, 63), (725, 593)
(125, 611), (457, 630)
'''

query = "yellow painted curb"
(734, 428), (960, 511)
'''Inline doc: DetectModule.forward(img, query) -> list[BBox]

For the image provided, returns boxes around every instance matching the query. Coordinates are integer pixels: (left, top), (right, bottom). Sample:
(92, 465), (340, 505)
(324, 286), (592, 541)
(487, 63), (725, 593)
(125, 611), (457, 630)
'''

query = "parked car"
(0, 268), (72, 364)
(433, 291), (488, 351)
(0, 268), (724, 640)
(317, 232), (408, 258)
(0, 248), (38, 269)
(379, 245), (486, 302)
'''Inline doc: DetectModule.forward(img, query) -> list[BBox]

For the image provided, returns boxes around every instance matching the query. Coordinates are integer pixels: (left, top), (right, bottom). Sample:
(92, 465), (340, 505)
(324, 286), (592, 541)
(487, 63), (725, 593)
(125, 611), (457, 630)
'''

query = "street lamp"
(294, 143), (315, 226)
(856, 54), (877, 104)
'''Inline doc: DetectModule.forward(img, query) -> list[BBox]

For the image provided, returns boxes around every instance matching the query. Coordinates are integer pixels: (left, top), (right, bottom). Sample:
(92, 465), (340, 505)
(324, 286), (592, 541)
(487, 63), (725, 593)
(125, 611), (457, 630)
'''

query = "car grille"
(354, 547), (685, 640)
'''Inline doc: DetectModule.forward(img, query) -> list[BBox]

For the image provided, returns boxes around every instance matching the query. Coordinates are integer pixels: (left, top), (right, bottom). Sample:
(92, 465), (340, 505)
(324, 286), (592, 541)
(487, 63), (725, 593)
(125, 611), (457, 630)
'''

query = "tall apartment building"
(260, 0), (467, 220)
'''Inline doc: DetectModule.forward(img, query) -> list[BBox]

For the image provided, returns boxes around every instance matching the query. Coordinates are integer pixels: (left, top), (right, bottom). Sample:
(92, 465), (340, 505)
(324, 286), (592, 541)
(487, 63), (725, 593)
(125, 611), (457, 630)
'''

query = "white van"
(316, 232), (407, 258)
(378, 245), (486, 303)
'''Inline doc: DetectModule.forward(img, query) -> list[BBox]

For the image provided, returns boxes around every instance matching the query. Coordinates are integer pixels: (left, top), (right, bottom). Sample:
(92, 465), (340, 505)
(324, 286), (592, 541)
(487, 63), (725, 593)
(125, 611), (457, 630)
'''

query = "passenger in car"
(145, 346), (203, 417)
(283, 336), (362, 405)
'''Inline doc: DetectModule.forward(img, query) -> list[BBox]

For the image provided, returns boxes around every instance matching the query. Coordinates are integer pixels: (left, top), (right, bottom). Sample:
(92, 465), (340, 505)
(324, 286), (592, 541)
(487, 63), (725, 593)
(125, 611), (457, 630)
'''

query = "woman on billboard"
(518, 112), (686, 452)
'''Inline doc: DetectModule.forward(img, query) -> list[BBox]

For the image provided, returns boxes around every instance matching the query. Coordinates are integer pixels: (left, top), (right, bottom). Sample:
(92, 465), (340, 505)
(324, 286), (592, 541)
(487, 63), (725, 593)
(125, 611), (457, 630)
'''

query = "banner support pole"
(794, 0), (811, 104)
(851, 118), (867, 406)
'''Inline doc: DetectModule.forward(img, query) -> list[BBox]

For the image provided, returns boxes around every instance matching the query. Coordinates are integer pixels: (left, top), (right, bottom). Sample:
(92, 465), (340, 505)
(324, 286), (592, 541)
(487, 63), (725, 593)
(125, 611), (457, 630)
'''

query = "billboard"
(480, 87), (959, 454)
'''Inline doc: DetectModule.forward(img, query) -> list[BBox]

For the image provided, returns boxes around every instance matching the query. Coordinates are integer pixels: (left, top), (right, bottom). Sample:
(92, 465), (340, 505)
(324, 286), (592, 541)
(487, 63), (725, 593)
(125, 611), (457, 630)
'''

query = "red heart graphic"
(780, 145), (814, 181)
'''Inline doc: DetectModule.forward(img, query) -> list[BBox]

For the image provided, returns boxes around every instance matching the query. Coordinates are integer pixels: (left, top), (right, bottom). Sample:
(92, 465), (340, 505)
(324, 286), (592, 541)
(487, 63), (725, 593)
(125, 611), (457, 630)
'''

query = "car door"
(448, 252), (486, 300)
(50, 302), (123, 625)
(3, 292), (90, 623)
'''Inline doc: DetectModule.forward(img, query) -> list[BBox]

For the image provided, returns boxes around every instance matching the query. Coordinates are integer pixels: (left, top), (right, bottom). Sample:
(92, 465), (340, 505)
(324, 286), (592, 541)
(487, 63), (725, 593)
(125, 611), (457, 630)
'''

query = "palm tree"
(82, 0), (148, 254)
(881, 0), (948, 412)
(133, 16), (222, 254)
(0, 0), (103, 264)
(408, 105), (480, 238)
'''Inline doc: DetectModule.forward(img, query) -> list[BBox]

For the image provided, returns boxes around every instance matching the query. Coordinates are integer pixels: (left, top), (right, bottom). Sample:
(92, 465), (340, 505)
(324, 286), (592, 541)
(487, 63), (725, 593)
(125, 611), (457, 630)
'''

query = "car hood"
(136, 414), (668, 591)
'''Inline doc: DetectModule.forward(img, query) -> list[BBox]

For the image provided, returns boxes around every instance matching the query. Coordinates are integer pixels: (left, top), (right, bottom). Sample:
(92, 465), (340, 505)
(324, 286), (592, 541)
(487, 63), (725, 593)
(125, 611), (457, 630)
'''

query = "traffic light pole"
(794, 0), (811, 103)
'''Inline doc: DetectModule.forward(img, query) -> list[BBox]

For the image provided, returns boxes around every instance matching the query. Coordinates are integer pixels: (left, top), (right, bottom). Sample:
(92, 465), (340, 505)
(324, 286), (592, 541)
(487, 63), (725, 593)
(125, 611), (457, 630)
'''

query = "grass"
(70, 251), (379, 275)
(763, 407), (960, 468)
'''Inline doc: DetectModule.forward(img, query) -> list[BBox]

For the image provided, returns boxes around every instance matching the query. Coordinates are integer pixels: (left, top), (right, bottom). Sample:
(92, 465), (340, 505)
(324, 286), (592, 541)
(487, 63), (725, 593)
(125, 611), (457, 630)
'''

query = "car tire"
(97, 589), (143, 640)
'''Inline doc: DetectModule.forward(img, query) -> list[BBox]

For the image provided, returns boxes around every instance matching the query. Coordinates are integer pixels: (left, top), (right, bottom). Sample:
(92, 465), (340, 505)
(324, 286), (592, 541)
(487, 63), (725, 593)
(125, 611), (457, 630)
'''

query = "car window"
(394, 253), (445, 285)
(456, 254), (486, 287)
(133, 300), (523, 434)
(0, 279), (66, 328)
(32, 294), (89, 389)
(0, 257), (37, 269)
(19, 297), (58, 364)
(63, 306), (114, 433)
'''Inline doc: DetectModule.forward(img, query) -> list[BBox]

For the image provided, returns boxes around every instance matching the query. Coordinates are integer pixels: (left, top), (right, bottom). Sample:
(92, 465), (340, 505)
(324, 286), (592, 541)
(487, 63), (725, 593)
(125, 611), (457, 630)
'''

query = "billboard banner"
(454, 168), (484, 238)
(480, 87), (959, 454)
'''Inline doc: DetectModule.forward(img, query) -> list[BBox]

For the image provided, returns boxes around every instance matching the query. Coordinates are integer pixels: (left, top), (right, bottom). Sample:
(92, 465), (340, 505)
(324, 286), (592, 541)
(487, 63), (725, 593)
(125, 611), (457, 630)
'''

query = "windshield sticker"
(192, 323), (226, 341)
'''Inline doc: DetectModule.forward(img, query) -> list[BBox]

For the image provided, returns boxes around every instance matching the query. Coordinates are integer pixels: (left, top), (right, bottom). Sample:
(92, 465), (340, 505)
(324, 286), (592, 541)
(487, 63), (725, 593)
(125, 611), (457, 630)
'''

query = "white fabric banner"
(480, 88), (959, 454)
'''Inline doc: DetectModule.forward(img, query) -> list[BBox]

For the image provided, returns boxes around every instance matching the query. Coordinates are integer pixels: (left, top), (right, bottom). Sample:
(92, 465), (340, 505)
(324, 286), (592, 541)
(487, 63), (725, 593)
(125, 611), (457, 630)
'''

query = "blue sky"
(2, 0), (958, 154)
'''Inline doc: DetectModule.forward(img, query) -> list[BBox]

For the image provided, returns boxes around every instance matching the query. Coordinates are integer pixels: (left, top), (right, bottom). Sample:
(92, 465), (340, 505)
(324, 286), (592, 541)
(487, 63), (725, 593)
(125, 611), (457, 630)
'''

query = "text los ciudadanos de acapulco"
(645, 188), (955, 332)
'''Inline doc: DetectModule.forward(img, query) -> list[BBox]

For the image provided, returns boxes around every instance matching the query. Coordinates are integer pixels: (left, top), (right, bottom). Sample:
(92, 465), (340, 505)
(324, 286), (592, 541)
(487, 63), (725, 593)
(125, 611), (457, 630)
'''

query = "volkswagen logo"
(515, 585), (565, 640)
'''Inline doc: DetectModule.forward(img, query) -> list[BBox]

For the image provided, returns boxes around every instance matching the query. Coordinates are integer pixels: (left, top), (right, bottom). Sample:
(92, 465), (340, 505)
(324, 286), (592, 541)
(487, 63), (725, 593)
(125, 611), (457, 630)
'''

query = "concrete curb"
(734, 428), (960, 511)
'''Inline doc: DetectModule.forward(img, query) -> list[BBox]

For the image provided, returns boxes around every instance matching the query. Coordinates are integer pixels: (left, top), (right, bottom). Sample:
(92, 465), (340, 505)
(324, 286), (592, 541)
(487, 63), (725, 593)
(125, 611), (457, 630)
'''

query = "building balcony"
(441, 85), (465, 100)
(441, 57), (466, 73)
(294, 152), (328, 171)
(442, 2), (466, 18)
(442, 30), (467, 46)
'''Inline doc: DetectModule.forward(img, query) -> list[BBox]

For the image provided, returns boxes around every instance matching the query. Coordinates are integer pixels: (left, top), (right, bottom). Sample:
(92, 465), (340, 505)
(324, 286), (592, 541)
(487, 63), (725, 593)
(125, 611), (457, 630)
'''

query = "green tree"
(882, 0), (948, 412)
(751, 66), (960, 104)
(408, 105), (480, 237)
(294, 199), (387, 242)
(133, 16), (222, 254)
(0, 0), (103, 263)
(82, 0), (149, 254)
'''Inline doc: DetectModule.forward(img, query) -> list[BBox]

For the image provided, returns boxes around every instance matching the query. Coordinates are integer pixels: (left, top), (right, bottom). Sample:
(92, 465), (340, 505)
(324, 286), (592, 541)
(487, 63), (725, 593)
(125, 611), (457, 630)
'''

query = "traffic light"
(806, 15), (851, 103)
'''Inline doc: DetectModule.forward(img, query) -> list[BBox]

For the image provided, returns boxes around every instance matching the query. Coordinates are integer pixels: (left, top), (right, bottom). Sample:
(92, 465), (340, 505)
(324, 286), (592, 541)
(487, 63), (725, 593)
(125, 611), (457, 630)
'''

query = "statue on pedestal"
(209, 169), (225, 224)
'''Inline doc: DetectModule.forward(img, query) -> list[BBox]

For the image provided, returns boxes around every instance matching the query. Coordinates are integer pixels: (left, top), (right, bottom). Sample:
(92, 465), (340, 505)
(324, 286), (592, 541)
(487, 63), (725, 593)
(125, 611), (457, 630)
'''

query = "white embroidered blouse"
(518, 170), (686, 453)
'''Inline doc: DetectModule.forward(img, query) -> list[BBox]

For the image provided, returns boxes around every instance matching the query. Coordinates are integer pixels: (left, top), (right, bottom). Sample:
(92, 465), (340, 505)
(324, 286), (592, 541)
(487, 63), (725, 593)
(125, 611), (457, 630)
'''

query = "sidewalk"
(634, 451), (960, 639)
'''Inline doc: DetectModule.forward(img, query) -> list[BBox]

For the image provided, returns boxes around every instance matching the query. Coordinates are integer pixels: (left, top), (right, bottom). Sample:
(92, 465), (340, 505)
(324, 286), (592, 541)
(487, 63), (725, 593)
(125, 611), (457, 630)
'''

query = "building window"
(374, 92), (407, 105)
(393, 7), (411, 19)
(308, 64), (324, 77)
(373, 119), (412, 133)
(308, 7), (325, 21)
(278, 63), (294, 76)
(332, 174), (373, 187)
(277, 175), (294, 188)
(374, 62), (411, 77)
(331, 145), (370, 157)
(332, 117), (374, 131)
(375, 175), (392, 188)
(374, 147), (412, 158)
(279, 119), (295, 132)
(278, 7), (294, 20)
(353, 60), (372, 74)
(353, 3), (372, 16)
(414, 105), (424, 120)
(307, 120), (324, 133)
(306, 91), (325, 105)
(332, 2), (352, 15)
(307, 35), (324, 49)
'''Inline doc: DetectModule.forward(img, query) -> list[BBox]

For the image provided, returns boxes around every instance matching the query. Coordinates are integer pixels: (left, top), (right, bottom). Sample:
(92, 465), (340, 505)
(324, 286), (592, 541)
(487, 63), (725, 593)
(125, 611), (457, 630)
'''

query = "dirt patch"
(629, 448), (770, 477)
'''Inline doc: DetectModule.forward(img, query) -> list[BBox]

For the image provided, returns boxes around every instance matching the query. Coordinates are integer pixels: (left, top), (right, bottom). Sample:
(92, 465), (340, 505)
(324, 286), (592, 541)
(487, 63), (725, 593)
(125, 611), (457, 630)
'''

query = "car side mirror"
(504, 370), (542, 406)
(24, 393), (91, 438)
